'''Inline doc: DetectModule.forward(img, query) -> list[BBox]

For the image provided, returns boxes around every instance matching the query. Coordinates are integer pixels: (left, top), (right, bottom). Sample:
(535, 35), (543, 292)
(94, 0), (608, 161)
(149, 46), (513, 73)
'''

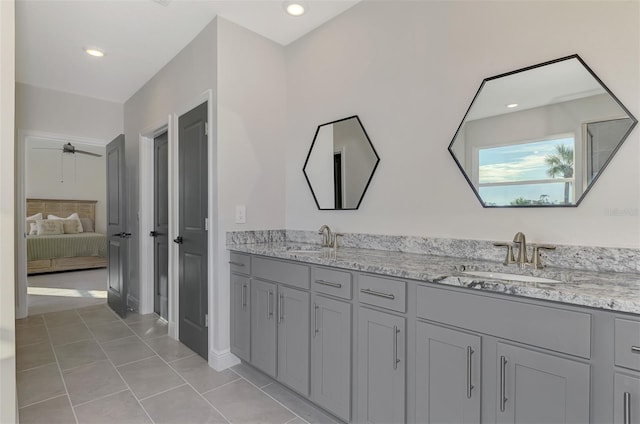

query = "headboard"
(26, 198), (97, 223)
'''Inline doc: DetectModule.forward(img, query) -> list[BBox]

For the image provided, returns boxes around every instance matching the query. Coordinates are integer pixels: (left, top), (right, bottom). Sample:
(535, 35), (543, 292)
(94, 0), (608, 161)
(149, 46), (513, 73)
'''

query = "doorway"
(153, 131), (169, 320)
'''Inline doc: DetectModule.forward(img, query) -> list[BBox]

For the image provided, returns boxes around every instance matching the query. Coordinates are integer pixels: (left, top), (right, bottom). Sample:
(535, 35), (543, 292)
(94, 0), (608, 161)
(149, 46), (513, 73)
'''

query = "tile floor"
(27, 269), (108, 315)
(16, 305), (340, 424)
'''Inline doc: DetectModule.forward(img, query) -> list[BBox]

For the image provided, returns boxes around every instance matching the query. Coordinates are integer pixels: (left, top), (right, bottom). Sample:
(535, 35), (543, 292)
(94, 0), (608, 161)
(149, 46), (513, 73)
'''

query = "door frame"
(139, 89), (215, 347)
(16, 129), (108, 319)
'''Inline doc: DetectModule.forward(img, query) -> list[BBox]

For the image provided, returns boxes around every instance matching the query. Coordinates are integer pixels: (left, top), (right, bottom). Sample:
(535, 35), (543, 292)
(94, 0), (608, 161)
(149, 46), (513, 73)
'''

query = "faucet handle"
(494, 242), (515, 266)
(530, 244), (556, 269)
(333, 233), (344, 250)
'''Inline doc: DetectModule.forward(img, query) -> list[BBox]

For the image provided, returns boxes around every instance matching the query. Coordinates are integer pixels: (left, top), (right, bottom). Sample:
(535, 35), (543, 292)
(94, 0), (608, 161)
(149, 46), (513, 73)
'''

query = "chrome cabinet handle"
(268, 290), (273, 319)
(500, 356), (508, 412)
(624, 391), (631, 424)
(631, 346), (640, 354)
(393, 325), (400, 370)
(229, 261), (245, 267)
(467, 346), (474, 399)
(313, 303), (319, 337)
(278, 293), (284, 324)
(315, 279), (342, 288)
(361, 288), (395, 300)
(241, 284), (247, 309)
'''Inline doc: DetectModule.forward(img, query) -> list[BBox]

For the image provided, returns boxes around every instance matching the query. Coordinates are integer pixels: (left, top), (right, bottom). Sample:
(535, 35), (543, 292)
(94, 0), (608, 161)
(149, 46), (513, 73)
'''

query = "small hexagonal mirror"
(303, 116), (380, 210)
(449, 55), (637, 207)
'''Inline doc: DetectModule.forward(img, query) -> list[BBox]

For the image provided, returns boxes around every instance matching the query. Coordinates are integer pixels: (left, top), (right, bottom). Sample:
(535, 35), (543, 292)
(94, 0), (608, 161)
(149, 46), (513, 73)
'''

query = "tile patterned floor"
(16, 305), (340, 424)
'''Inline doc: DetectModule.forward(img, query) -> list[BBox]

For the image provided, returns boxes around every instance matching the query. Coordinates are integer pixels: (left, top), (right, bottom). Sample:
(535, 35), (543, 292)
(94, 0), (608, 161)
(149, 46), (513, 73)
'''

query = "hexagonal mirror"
(303, 116), (380, 210)
(449, 55), (637, 207)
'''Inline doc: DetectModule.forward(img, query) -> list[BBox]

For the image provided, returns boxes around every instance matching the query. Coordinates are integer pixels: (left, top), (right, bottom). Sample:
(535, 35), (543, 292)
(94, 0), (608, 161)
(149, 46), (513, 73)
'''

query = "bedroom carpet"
(28, 269), (107, 315)
(15, 305), (337, 424)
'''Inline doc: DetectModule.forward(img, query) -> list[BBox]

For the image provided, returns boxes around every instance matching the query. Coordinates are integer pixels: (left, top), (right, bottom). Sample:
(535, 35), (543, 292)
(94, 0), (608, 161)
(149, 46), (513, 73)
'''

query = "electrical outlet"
(235, 205), (246, 224)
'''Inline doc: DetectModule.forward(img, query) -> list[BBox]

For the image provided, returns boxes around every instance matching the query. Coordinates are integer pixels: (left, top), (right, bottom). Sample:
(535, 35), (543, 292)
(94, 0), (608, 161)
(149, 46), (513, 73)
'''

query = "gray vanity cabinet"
(415, 321), (481, 424)
(357, 306), (405, 424)
(614, 373), (640, 424)
(250, 279), (277, 377)
(496, 343), (590, 424)
(277, 285), (310, 396)
(311, 294), (352, 422)
(230, 274), (250, 362)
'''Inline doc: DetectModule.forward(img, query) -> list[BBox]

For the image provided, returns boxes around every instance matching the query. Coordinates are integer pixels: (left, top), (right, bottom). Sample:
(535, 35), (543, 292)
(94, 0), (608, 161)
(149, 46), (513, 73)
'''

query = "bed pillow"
(26, 213), (42, 229)
(79, 218), (94, 233)
(36, 219), (64, 235)
(28, 222), (37, 235)
(61, 219), (81, 234)
(48, 213), (84, 233)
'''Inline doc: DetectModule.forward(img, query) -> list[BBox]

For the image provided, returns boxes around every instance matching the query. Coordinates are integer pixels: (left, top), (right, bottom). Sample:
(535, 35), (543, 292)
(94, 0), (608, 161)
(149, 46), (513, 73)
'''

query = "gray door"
(106, 134), (128, 318)
(614, 373), (640, 424)
(230, 274), (250, 362)
(177, 102), (208, 359)
(415, 321), (481, 424)
(357, 307), (405, 424)
(277, 285), (310, 396)
(496, 343), (590, 424)
(153, 131), (169, 319)
(311, 294), (352, 422)
(251, 279), (277, 377)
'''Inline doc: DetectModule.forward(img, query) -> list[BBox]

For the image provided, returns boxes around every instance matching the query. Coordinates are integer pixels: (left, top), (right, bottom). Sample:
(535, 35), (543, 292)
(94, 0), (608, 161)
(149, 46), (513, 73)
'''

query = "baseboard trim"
(209, 349), (240, 371)
(126, 294), (139, 312)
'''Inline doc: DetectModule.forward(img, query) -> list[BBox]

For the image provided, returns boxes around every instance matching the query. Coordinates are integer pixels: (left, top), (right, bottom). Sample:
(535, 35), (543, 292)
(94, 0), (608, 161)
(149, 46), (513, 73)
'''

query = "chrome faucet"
(513, 232), (528, 269)
(318, 225), (333, 248)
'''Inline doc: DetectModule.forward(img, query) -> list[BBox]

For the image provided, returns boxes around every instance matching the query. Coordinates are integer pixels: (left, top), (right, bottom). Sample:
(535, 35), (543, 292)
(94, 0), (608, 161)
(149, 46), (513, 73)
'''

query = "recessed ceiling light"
(284, 2), (305, 17)
(506, 103), (519, 108)
(84, 48), (104, 58)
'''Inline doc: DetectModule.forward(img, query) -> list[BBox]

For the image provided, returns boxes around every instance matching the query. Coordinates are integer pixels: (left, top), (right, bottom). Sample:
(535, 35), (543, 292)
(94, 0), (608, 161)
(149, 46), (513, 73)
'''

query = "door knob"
(119, 232), (132, 239)
(173, 236), (184, 245)
(149, 231), (158, 237)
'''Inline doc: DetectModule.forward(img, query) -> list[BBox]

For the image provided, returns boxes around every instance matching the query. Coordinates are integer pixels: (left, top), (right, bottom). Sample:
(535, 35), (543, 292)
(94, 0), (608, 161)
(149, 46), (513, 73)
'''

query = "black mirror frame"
(303, 115), (380, 210)
(448, 54), (638, 208)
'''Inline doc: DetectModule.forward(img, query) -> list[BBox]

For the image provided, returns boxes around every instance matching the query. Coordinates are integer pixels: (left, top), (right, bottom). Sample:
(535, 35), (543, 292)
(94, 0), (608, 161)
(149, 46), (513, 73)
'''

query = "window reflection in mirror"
(449, 55), (637, 207)
(303, 116), (379, 210)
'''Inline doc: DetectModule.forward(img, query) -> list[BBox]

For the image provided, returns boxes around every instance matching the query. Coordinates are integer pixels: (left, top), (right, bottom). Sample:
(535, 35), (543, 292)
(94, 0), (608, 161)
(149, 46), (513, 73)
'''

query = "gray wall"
(284, 0), (639, 248)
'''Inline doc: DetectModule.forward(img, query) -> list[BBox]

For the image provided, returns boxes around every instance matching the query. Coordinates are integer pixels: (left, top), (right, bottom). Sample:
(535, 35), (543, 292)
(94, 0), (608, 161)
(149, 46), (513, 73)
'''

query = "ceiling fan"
(35, 142), (103, 158)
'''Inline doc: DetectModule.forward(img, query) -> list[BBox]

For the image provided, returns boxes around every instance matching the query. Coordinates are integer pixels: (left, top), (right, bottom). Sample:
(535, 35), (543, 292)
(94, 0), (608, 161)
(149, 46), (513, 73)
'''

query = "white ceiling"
(16, 0), (360, 103)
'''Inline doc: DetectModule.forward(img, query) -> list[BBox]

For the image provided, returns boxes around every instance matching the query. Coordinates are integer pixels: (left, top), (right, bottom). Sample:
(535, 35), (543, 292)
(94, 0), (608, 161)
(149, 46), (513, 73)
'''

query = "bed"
(26, 199), (108, 274)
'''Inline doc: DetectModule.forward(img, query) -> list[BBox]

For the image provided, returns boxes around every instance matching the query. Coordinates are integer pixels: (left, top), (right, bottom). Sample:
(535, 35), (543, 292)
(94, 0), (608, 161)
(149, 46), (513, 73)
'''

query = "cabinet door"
(277, 285), (310, 396)
(614, 373), (640, 424)
(415, 321), (481, 424)
(250, 279), (277, 377)
(230, 274), (250, 362)
(496, 343), (590, 424)
(357, 307), (405, 424)
(311, 294), (352, 422)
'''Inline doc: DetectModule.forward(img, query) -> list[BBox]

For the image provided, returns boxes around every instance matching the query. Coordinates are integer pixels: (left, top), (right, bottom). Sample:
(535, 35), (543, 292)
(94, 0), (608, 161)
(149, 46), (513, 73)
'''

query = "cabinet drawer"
(313, 267), (352, 300)
(358, 274), (406, 313)
(615, 318), (640, 371)
(229, 252), (251, 275)
(417, 285), (591, 358)
(253, 256), (310, 290)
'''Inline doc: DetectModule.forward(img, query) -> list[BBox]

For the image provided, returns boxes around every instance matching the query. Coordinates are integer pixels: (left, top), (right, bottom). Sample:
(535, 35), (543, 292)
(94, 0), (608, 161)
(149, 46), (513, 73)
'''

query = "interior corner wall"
(215, 17), (287, 354)
(0, 0), (16, 421)
(283, 0), (640, 248)
(123, 18), (217, 310)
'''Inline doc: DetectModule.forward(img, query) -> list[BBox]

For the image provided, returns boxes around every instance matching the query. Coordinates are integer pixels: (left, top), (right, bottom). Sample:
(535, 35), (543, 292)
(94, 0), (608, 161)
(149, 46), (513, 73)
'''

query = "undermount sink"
(461, 270), (562, 284)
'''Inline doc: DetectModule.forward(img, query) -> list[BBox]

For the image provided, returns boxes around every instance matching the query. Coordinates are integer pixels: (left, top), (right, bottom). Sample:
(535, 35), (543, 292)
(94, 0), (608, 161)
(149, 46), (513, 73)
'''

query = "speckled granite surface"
(227, 241), (640, 315)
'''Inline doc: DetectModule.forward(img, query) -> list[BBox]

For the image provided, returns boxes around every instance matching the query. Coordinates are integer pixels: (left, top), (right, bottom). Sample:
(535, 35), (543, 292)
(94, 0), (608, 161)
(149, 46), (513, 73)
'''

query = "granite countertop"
(228, 242), (640, 315)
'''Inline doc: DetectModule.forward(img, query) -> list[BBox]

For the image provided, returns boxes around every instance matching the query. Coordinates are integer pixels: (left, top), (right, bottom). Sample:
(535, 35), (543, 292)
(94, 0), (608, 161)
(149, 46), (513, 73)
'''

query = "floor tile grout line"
(50, 336), (96, 349)
(42, 313), (80, 424)
(136, 383), (189, 402)
(16, 360), (58, 374)
(198, 376), (243, 396)
(76, 309), (158, 424)
(17, 393), (70, 410)
(167, 352), (199, 363)
(112, 353), (160, 369)
(71, 388), (131, 409)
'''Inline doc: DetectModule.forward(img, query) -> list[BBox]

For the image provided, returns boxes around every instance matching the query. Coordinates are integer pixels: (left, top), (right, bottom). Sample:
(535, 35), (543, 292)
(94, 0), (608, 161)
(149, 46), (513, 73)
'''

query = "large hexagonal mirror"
(303, 116), (380, 210)
(449, 55), (637, 207)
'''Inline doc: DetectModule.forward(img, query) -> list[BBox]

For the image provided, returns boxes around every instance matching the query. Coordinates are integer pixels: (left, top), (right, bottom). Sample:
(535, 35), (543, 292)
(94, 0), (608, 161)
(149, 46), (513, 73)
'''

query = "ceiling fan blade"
(74, 149), (103, 158)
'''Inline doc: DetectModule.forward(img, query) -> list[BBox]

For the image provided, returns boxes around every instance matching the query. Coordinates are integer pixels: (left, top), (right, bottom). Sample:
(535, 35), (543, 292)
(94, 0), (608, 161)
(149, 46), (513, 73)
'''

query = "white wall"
(0, 0), (16, 421)
(284, 0), (640, 248)
(25, 137), (107, 232)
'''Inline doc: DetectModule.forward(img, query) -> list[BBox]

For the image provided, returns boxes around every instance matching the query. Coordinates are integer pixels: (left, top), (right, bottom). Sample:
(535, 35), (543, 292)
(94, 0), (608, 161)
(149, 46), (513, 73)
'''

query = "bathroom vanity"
(228, 242), (640, 424)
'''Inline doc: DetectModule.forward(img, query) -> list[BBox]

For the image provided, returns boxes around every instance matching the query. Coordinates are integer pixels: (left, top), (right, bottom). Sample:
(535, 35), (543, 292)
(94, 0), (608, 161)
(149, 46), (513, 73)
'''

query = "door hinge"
(205, 122), (208, 136)
(204, 217), (208, 231)
(205, 314), (208, 327)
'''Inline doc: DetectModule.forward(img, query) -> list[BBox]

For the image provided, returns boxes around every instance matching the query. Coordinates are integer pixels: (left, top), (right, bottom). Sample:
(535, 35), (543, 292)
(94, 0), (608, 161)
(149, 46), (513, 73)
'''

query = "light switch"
(235, 205), (246, 224)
